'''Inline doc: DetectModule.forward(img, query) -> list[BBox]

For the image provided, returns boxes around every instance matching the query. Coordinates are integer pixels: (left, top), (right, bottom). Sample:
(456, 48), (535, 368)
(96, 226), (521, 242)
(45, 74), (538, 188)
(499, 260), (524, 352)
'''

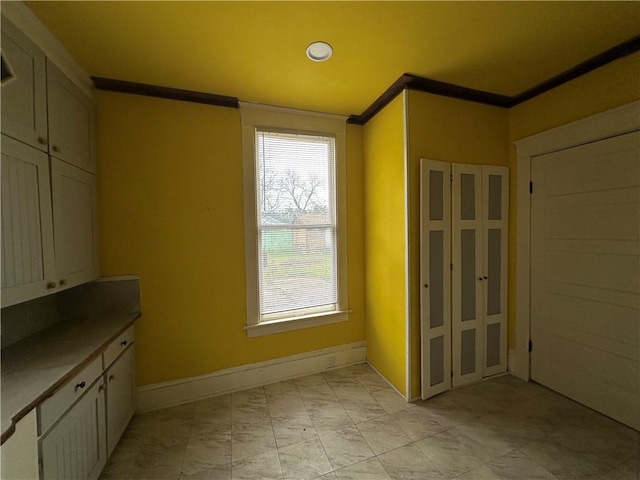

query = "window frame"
(241, 103), (349, 337)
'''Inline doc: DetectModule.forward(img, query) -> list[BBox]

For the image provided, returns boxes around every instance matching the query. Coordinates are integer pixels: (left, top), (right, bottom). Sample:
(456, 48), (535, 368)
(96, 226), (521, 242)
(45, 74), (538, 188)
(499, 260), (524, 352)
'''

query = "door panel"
(420, 159), (452, 399)
(531, 131), (640, 430)
(482, 166), (508, 376)
(452, 164), (483, 387)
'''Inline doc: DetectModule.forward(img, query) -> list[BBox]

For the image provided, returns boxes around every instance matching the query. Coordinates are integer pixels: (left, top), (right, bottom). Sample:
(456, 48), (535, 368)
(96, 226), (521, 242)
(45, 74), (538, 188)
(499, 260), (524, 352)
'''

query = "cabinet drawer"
(103, 325), (135, 369)
(38, 356), (102, 435)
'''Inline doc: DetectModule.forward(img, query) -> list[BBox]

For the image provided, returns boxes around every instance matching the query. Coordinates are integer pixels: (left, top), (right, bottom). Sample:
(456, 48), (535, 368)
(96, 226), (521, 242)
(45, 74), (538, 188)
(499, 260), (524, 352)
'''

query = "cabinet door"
(1, 135), (56, 307)
(39, 380), (107, 480)
(420, 159), (452, 399)
(481, 166), (509, 377)
(0, 410), (39, 480)
(105, 345), (136, 456)
(1, 15), (48, 151)
(51, 158), (99, 290)
(451, 163), (483, 387)
(46, 59), (96, 174)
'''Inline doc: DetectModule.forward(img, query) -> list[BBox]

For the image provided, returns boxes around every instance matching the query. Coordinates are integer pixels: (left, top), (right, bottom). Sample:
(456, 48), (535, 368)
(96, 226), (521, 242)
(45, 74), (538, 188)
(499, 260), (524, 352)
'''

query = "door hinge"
(450, 174), (453, 182)
(450, 263), (453, 271)
(38, 458), (43, 475)
(451, 370), (454, 378)
(528, 340), (533, 352)
(529, 181), (533, 194)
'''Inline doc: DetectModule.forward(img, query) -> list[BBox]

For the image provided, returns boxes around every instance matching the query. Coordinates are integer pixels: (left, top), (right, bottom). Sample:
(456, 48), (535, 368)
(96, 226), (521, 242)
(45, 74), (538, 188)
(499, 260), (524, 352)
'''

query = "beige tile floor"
(100, 363), (639, 480)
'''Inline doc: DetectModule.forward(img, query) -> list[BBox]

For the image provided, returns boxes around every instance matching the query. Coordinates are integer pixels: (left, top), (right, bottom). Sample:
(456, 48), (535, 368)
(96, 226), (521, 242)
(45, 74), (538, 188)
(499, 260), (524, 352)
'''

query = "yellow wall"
(406, 90), (509, 398)
(362, 94), (407, 395)
(506, 52), (640, 349)
(96, 91), (365, 386)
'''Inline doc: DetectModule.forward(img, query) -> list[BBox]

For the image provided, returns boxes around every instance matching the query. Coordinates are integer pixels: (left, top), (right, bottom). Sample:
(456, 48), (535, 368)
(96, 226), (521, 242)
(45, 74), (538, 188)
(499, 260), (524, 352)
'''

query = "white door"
(481, 166), (509, 377)
(452, 164), (483, 387)
(420, 159), (452, 399)
(531, 131), (640, 430)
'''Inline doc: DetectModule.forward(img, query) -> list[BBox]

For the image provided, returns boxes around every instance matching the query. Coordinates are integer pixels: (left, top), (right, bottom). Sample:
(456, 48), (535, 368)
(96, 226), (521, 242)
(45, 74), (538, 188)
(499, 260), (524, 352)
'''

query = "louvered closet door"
(482, 166), (509, 377)
(420, 159), (452, 399)
(452, 164), (483, 387)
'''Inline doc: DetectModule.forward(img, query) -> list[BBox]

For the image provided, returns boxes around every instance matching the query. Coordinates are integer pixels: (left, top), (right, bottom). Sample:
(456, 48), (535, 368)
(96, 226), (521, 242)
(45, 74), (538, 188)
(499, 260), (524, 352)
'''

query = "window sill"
(244, 310), (351, 338)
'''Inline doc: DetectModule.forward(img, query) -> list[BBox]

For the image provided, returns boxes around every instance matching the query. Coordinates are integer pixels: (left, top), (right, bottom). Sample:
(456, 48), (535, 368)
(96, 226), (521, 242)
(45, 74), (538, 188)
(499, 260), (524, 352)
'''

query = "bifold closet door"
(420, 159), (452, 399)
(452, 164), (483, 387)
(482, 167), (509, 377)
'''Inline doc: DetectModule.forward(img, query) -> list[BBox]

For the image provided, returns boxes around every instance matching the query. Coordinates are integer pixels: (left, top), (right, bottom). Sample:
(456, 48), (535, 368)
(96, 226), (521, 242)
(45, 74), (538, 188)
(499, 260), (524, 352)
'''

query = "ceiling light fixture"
(306, 42), (333, 62)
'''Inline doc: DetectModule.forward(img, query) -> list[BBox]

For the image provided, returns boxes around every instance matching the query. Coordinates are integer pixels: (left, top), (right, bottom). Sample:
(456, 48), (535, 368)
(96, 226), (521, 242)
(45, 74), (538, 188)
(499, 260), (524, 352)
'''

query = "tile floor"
(100, 363), (639, 480)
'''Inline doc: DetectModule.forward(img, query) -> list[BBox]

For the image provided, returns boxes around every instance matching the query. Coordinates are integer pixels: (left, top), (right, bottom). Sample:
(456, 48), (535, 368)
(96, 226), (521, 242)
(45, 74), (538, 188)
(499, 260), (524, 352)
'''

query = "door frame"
(512, 100), (640, 381)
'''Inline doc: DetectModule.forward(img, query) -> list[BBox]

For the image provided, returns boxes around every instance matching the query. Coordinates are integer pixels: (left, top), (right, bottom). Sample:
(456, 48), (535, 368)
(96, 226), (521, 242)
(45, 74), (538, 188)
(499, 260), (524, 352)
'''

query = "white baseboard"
(137, 341), (366, 413)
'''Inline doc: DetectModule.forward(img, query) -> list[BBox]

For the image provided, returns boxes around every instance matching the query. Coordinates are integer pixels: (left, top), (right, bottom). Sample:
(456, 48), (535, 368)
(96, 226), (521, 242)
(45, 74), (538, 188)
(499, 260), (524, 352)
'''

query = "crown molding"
(91, 77), (239, 109)
(86, 33), (640, 123)
(348, 34), (640, 125)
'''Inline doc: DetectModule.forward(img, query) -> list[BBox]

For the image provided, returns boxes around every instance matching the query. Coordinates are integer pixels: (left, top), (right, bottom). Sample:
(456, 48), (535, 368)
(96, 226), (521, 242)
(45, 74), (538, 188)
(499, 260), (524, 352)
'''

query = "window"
(241, 104), (348, 337)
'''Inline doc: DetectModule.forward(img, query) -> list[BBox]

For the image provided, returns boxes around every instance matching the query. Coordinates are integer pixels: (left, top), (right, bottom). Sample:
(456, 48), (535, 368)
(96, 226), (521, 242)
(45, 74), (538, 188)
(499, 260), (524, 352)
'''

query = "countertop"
(1, 277), (141, 444)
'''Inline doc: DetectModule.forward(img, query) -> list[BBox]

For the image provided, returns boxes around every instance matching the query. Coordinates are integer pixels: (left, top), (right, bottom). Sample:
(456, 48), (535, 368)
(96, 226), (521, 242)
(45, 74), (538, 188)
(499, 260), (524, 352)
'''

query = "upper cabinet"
(47, 59), (96, 174)
(1, 135), (56, 306)
(0, 15), (48, 151)
(51, 158), (99, 288)
(1, 14), (98, 307)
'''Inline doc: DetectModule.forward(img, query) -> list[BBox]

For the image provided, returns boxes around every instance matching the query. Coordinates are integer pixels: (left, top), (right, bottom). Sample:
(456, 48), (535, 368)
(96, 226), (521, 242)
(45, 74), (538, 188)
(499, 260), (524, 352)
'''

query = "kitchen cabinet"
(1, 135), (56, 307)
(39, 379), (107, 480)
(0, 15), (48, 152)
(105, 343), (136, 456)
(51, 158), (99, 290)
(46, 59), (96, 174)
(33, 327), (136, 480)
(0, 14), (98, 307)
(0, 411), (39, 480)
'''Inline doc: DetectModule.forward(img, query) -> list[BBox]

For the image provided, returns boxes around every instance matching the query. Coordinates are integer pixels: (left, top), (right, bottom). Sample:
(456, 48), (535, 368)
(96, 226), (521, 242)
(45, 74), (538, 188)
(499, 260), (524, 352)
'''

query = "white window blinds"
(255, 129), (338, 319)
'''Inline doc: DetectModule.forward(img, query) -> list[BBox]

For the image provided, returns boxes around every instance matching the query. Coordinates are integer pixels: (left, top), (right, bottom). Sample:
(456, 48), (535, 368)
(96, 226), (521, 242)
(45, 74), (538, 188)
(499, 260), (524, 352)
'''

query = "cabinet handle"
(478, 277), (483, 281)
(483, 276), (488, 280)
(52, 145), (61, 153)
(121, 340), (128, 347)
(46, 282), (57, 290)
(60, 279), (67, 286)
(75, 381), (86, 391)
(109, 374), (115, 382)
(98, 384), (105, 393)
(37, 136), (47, 145)
(423, 284), (429, 288)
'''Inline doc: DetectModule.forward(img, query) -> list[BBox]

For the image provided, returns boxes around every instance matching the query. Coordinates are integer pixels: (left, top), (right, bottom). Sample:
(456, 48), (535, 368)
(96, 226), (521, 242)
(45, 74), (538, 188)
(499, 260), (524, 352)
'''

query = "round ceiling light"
(306, 42), (333, 62)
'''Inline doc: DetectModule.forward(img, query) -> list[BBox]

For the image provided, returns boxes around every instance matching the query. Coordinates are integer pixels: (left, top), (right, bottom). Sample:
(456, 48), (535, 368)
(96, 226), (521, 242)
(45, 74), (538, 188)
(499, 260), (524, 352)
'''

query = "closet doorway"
(420, 159), (509, 400)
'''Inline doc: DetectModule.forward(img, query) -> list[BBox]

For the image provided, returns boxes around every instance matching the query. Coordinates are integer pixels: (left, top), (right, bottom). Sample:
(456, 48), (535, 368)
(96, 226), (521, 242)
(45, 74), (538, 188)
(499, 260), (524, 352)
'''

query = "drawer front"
(38, 356), (102, 435)
(103, 325), (135, 369)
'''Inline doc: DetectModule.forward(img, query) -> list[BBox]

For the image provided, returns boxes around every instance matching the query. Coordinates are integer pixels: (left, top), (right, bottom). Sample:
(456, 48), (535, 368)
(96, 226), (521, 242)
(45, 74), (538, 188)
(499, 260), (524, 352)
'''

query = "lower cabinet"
(35, 328), (136, 480)
(105, 345), (136, 456)
(39, 379), (107, 480)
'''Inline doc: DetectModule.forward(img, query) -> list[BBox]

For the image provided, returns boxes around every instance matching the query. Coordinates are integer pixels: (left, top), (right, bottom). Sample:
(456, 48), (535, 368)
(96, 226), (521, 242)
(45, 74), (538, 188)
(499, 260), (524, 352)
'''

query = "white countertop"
(1, 311), (139, 443)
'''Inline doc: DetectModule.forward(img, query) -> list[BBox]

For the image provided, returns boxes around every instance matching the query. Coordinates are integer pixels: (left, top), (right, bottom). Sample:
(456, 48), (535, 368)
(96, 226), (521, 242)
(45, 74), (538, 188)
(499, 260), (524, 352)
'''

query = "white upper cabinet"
(1, 13), (98, 306)
(47, 59), (96, 174)
(1, 16), (49, 151)
(51, 158), (99, 291)
(1, 135), (56, 307)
